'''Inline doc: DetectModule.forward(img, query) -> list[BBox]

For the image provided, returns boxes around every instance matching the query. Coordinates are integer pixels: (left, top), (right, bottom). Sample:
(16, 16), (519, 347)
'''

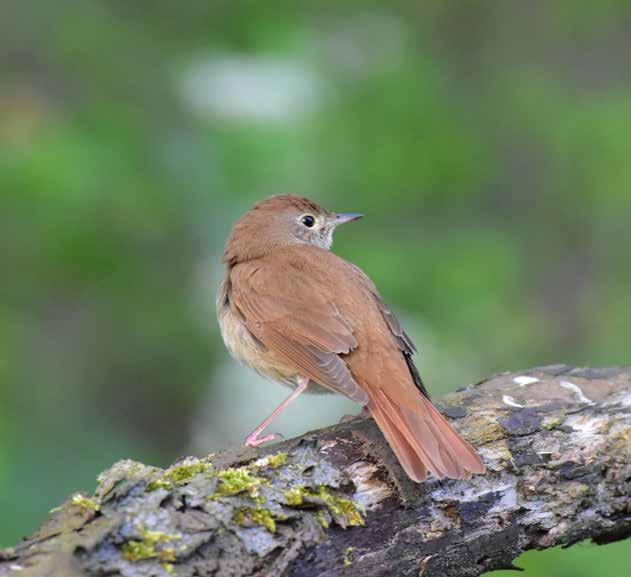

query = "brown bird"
(217, 194), (485, 481)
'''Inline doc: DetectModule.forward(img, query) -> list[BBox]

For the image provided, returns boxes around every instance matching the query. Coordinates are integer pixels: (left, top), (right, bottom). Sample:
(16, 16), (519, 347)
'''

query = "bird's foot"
(244, 431), (284, 447)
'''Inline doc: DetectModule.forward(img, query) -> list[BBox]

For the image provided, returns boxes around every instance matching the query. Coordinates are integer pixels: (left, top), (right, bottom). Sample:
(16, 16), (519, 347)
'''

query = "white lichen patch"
(608, 389), (631, 408)
(560, 381), (593, 404)
(563, 413), (609, 437)
(347, 461), (392, 510)
(513, 376), (539, 386)
(319, 439), (341, 452)
(489, 485), (518, 513)
(502, 395), (524, 408)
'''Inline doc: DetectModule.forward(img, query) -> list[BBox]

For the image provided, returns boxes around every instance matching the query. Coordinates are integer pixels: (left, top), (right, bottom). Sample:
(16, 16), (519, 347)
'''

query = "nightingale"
(217, 194), (485, 481)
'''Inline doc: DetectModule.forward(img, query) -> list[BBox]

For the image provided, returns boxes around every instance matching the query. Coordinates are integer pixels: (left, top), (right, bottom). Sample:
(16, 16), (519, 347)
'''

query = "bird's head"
(223, 194), (362, 265)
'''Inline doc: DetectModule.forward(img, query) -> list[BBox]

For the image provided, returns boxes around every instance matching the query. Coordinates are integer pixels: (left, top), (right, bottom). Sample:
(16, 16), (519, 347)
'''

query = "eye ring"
(300, 214), (316, 228)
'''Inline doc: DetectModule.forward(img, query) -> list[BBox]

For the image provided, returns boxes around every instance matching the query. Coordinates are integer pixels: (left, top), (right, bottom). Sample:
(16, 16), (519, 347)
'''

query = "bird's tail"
(367, 388), (485, 482)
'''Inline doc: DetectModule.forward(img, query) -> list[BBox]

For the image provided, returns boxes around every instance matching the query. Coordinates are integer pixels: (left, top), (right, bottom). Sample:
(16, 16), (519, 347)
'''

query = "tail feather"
(369, 399), (427, 482)
(422, 399), (486, 474)
(376, 390), (451, 476)
(368, 388), (485, 481)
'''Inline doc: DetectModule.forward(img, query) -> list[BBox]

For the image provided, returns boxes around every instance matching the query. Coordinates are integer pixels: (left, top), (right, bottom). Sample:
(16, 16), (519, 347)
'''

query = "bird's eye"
(301, 214), (316, 228)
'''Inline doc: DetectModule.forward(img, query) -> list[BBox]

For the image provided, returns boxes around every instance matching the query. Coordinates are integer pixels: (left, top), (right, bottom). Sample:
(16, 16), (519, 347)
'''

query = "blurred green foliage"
(1, 0), (630, 573)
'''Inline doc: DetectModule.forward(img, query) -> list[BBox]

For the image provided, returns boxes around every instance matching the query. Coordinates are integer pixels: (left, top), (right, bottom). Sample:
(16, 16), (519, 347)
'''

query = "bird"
(217, 194), (485, 482)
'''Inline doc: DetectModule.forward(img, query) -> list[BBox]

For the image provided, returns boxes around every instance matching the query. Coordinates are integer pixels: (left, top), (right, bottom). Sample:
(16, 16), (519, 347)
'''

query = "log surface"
(1, 365), (630, 577)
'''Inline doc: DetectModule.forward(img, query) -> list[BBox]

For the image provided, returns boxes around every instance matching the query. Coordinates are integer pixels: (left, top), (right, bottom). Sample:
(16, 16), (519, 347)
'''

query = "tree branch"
(2, 365), (630, 577)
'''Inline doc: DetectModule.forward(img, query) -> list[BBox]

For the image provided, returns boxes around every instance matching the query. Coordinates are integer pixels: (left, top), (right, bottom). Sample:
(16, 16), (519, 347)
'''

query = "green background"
(1, 1), (629, 575)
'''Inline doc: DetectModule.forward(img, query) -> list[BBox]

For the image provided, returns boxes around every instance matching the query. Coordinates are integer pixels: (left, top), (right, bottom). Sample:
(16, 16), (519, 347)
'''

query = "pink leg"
(244, 376), (310, 447)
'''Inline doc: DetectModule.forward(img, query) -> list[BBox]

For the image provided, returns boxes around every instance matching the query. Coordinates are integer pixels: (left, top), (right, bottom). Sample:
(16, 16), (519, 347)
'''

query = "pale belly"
(216, 279), (331, 394)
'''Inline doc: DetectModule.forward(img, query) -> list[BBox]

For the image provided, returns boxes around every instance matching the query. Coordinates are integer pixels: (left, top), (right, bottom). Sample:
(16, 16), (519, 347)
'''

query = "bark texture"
(1, 365), (630, 577)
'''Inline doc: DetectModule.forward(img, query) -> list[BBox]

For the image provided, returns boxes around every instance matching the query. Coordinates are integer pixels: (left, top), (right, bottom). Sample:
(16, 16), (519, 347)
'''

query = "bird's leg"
(244, 376), (310, 447)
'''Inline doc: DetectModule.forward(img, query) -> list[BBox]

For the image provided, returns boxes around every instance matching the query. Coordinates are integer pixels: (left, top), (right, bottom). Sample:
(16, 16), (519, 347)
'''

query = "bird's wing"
(343, 261), (429, 398)
(229, 257), (369, 404)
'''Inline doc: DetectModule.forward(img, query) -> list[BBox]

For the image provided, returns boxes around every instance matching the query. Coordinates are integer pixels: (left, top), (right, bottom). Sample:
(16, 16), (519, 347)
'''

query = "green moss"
(210, 466), (265, 499)
(167, 461), (212, 484)
(233, 508), (246, 524)
(233, 506), (276, 532)
(311, 485), (364, 526)
(316, 510), (330, 528)
(121, 528), (179, 563)
(147, 460), (212, 492)
(342, 546), (355, 566)
(202, 455), (361, 531)
(70, 493), (100, 512)
(251, 508), (276, 532)
(49, 493), (99, 513)
(542, 415), (564, 430)
(465, 418), (506, 445)
(281, 483), (362, 527)
(162, 562), (174, 574)
(146, 478), (172, 492)
(208, 452), (286, 500)
(261, 452), (288, 468)
(283, 485), (306, 506)
(121, 540), (156, 562)
(249, 451), (290, 471)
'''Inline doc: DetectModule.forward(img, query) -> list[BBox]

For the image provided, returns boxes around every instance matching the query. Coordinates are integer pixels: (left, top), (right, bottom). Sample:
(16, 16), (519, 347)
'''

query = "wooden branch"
(2, 365), (630, 577)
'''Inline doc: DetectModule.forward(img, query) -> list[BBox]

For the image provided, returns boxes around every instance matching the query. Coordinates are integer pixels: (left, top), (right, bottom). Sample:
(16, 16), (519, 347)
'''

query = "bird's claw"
(244, 431), (282, 447)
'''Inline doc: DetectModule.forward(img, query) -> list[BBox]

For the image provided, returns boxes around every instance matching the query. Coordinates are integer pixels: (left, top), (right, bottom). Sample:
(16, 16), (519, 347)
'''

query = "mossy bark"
(1, 365), (630, 577)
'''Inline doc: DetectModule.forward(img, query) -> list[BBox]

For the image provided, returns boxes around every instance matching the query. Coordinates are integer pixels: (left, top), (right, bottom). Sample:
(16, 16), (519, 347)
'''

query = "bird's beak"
(334, 212), (364, 225)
